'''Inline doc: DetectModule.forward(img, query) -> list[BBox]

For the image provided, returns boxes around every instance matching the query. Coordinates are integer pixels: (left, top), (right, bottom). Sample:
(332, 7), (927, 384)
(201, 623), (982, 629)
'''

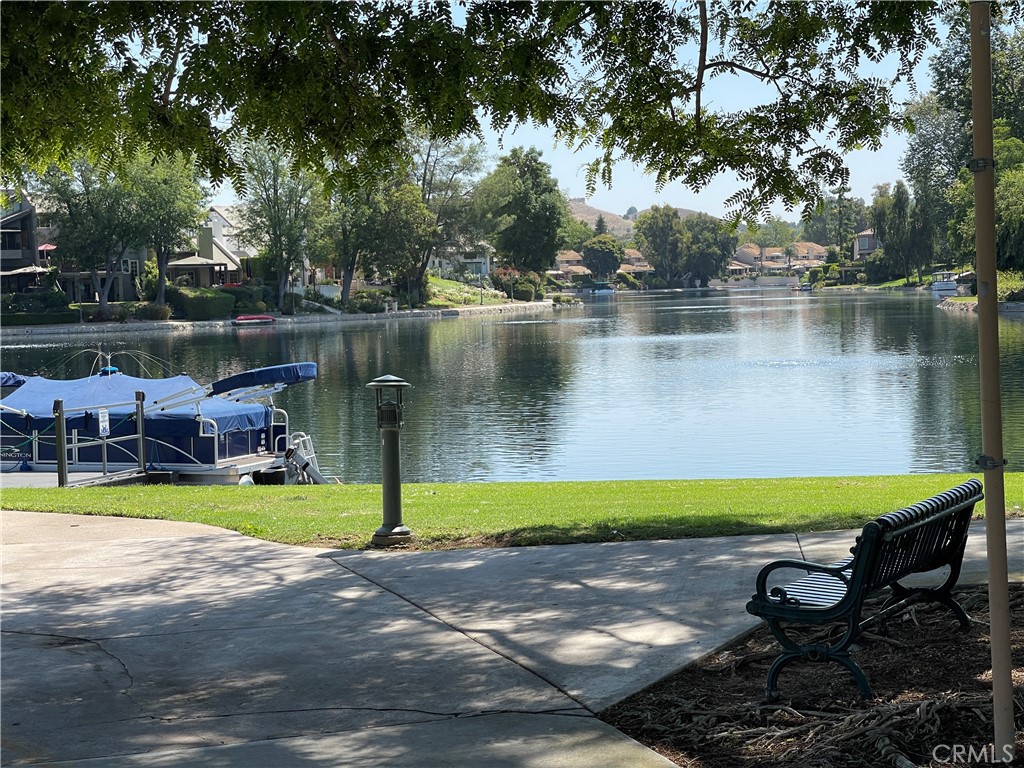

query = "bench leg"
(764, 651), (873, 703)
(886, 584), (971, 630)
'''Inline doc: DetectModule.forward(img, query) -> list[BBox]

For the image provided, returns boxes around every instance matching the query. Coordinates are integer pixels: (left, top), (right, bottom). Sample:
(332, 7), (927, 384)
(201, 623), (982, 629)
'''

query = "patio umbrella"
(968, 2), (1013, 760)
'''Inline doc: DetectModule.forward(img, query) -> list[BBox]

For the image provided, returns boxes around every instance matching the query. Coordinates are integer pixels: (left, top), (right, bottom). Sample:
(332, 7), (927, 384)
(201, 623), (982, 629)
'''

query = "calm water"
(2, 290), (1022, 482)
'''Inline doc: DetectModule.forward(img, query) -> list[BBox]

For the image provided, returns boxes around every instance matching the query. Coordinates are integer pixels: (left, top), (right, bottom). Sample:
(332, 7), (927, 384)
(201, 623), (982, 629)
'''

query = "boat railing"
(272, 407), (291, 452)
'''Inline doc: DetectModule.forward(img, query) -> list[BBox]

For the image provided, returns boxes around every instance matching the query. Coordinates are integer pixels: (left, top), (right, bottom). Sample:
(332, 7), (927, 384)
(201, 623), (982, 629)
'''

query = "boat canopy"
(210, 363), (317, 396)
(0, 372), (270, 437)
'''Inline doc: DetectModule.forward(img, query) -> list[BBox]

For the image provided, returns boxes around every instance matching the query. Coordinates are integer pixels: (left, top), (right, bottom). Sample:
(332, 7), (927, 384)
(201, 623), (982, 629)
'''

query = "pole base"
(372, 525), (413, 547)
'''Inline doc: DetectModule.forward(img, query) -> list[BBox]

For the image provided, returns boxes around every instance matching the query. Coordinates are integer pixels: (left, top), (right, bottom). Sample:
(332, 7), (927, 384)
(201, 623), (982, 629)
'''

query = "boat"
(930, 272), (959, 295)
(0, 357), (331, 486)
(590, 281), (616, 295)
(232, 314), (276, 326)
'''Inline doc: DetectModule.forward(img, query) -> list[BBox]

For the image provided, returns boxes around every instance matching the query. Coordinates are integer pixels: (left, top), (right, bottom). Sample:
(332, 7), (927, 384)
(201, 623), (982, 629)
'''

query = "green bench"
(745, 479), (984, 701)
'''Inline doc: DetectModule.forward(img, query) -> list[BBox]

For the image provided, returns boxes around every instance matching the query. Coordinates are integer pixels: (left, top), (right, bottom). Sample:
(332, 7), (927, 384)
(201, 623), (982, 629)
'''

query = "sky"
(211, 124), (909, 223)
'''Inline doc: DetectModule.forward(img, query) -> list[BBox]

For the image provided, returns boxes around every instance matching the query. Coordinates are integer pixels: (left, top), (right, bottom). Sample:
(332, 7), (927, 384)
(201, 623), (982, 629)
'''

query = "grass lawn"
(2, 473), (1019, 549)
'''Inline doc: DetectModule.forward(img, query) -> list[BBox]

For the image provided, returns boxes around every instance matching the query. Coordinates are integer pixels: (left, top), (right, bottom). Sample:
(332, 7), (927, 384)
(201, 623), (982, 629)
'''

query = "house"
(732, 241), (826, 276)
(166, 227), (242, 288)
(428, 239), (495, 278)
(618, 248), (655, 278)
(549, 250), (592, 282)
(852, 229), (877, 261)
(0, 192), (43, 293)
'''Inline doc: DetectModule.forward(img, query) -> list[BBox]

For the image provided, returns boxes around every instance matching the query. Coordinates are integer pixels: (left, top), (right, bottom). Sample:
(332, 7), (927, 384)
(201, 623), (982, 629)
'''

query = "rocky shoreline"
(0, 300), (558, 342)
(937, 298), (1024, 315)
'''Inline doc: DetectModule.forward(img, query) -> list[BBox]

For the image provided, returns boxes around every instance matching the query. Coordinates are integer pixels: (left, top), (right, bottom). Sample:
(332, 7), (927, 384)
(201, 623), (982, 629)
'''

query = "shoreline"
(0, 300), (558, 342)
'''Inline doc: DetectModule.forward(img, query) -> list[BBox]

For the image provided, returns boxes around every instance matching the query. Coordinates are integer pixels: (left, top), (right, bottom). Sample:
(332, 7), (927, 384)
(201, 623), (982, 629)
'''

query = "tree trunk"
(278, 272), (289, 313)
(155, 247), (169, 305)
(341, 253), (357, 304)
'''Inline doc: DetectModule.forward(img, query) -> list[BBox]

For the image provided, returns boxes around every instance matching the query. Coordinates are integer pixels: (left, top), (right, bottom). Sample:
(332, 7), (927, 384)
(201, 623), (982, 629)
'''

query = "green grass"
(2, 473), (1019, 550)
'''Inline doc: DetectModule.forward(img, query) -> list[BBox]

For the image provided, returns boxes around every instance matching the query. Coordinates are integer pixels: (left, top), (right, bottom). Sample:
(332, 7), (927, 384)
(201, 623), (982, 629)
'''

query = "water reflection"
(2, 291), (1021, 482)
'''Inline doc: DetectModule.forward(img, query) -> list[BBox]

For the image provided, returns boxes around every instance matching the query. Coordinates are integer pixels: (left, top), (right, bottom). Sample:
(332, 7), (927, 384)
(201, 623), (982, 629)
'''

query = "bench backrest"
(854, 479), (984, 593)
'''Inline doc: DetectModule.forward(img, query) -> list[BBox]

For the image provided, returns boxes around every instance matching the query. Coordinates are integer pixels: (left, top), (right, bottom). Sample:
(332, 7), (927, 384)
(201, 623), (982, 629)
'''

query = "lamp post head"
(367, 374), (411, 429)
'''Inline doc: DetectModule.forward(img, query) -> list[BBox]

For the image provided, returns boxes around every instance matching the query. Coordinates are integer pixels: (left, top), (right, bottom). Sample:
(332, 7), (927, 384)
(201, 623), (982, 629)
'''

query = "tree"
(360, 183), (434, 288)
(594, 214), (607, 236)
(996, 167), (1024, 270)
(888, 181), (914, 284)
(34, 160), (138, 318)
(238, 143), (320, 311)
(307, 188), (370, 304)
(4, 2), (997, 222)
(946, 121), (1024, 270)
(800, 190), (866, 250)
(634, 205), (689, 285)
(486, 148), (569, 273)
(623, 206), (639, 221)
(581, 234), (623, 279)
(680, 213), (737, 287)
(750, 217), (797, 250)
(125, 152), (206, 307)
(559, 218), (595, 253)
(408, 134), (486, 304)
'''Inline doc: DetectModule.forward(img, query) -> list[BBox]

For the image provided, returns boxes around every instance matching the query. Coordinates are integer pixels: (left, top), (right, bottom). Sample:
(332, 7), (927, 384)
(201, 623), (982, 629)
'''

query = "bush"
(351, 289), (389, 313)
(0, 310), (79, 326)
(1, 289), (70, 314)
(512, 280), (535, 301)
(998, 271), (1024, 302)
(169, 286), (235, 320)
(616, 271), (642, 290)
(136, 303), (173, 321)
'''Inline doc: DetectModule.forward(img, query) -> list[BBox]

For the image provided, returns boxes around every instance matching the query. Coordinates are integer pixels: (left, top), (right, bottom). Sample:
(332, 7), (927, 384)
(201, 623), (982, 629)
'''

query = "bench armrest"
(751, 557), (853, 604)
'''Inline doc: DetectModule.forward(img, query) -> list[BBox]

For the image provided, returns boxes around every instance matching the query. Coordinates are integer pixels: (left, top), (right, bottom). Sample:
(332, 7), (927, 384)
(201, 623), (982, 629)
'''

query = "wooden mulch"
(600, 585), (1024, 767)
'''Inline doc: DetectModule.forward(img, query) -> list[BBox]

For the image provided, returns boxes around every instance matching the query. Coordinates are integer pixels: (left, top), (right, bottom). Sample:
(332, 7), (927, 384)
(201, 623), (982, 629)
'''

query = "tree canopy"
(3, 1), (1000, 222)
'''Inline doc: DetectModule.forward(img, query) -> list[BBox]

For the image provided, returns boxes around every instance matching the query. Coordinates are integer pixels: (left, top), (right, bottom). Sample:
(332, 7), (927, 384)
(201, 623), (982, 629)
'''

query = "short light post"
(367, 374), (412, 546)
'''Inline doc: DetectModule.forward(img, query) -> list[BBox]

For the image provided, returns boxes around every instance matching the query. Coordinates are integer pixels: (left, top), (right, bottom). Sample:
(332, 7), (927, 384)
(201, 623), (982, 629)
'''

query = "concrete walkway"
(1, 511), (1021, 767)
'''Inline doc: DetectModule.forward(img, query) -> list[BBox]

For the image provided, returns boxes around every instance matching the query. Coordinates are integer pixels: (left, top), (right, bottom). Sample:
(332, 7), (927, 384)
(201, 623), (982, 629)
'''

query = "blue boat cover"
(0, 372), (27, 388)
(210, 363), (317, 396)
(0, 372), (270, 437)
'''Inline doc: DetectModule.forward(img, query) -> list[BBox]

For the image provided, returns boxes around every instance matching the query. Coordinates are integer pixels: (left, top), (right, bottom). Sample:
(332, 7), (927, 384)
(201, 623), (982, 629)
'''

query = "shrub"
(512, 280), (535, 301)
(136, 303), (173, 321)
(169, 286), (234, 320)
(2, 289), (70, 314)
(616, 271), (642, 290)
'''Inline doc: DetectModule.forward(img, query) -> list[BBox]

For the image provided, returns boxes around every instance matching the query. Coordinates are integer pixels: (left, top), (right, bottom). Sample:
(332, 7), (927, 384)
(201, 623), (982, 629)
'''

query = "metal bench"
(745, 479), (984, 701)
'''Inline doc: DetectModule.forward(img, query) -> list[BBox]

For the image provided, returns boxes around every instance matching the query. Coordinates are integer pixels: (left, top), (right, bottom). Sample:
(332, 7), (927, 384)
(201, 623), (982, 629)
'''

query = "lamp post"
(367, 374), (412, 546)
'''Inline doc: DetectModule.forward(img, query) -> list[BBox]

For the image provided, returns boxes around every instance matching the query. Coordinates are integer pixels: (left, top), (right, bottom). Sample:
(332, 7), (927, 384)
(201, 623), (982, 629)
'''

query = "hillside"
(567, 200), (704, 239)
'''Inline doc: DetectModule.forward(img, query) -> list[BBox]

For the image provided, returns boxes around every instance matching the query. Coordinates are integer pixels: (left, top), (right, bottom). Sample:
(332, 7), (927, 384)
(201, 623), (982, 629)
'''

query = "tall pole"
(969, 3), (1014, 761)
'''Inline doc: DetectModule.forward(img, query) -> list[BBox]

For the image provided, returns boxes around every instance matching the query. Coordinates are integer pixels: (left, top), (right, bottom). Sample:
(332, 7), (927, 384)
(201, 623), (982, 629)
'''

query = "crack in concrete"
(325, 557), (596, 714)
(3, 629), (143, 713)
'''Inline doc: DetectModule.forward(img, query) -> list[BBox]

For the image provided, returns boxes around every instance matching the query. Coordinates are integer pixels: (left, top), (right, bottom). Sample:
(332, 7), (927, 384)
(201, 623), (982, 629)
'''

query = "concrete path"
(2, 511), (1021, 767)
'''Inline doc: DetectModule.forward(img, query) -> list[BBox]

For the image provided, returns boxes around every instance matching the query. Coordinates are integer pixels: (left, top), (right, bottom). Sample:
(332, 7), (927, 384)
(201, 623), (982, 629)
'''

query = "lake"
(2, 290), (1021, 483)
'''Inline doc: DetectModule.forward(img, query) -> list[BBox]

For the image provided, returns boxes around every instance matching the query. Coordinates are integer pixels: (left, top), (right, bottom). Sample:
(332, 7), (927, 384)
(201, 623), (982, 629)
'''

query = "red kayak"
(231, 314), (276, 326)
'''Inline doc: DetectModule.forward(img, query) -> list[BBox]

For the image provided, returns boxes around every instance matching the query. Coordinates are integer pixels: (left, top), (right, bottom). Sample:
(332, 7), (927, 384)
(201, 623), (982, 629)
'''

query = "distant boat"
(232, 314), (276, 326)
(931, 272), (958, 294)
(591, 281), (615, 295)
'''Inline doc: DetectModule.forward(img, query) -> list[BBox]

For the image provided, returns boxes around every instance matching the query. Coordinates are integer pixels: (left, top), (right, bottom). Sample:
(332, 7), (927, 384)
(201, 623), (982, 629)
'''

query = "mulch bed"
(600, 585), (1024, 767)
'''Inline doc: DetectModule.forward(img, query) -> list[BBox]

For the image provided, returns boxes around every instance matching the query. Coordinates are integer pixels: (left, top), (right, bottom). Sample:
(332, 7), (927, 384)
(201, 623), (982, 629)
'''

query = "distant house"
(732, 241), (826, 276)
(618, 248), (655, 278)
(852, 229), (877, 261)
(428, 239), (494, 278)
(0, 192), (43, 293)
(550, 250), (592, 282)
(166, 206), (256, 287)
